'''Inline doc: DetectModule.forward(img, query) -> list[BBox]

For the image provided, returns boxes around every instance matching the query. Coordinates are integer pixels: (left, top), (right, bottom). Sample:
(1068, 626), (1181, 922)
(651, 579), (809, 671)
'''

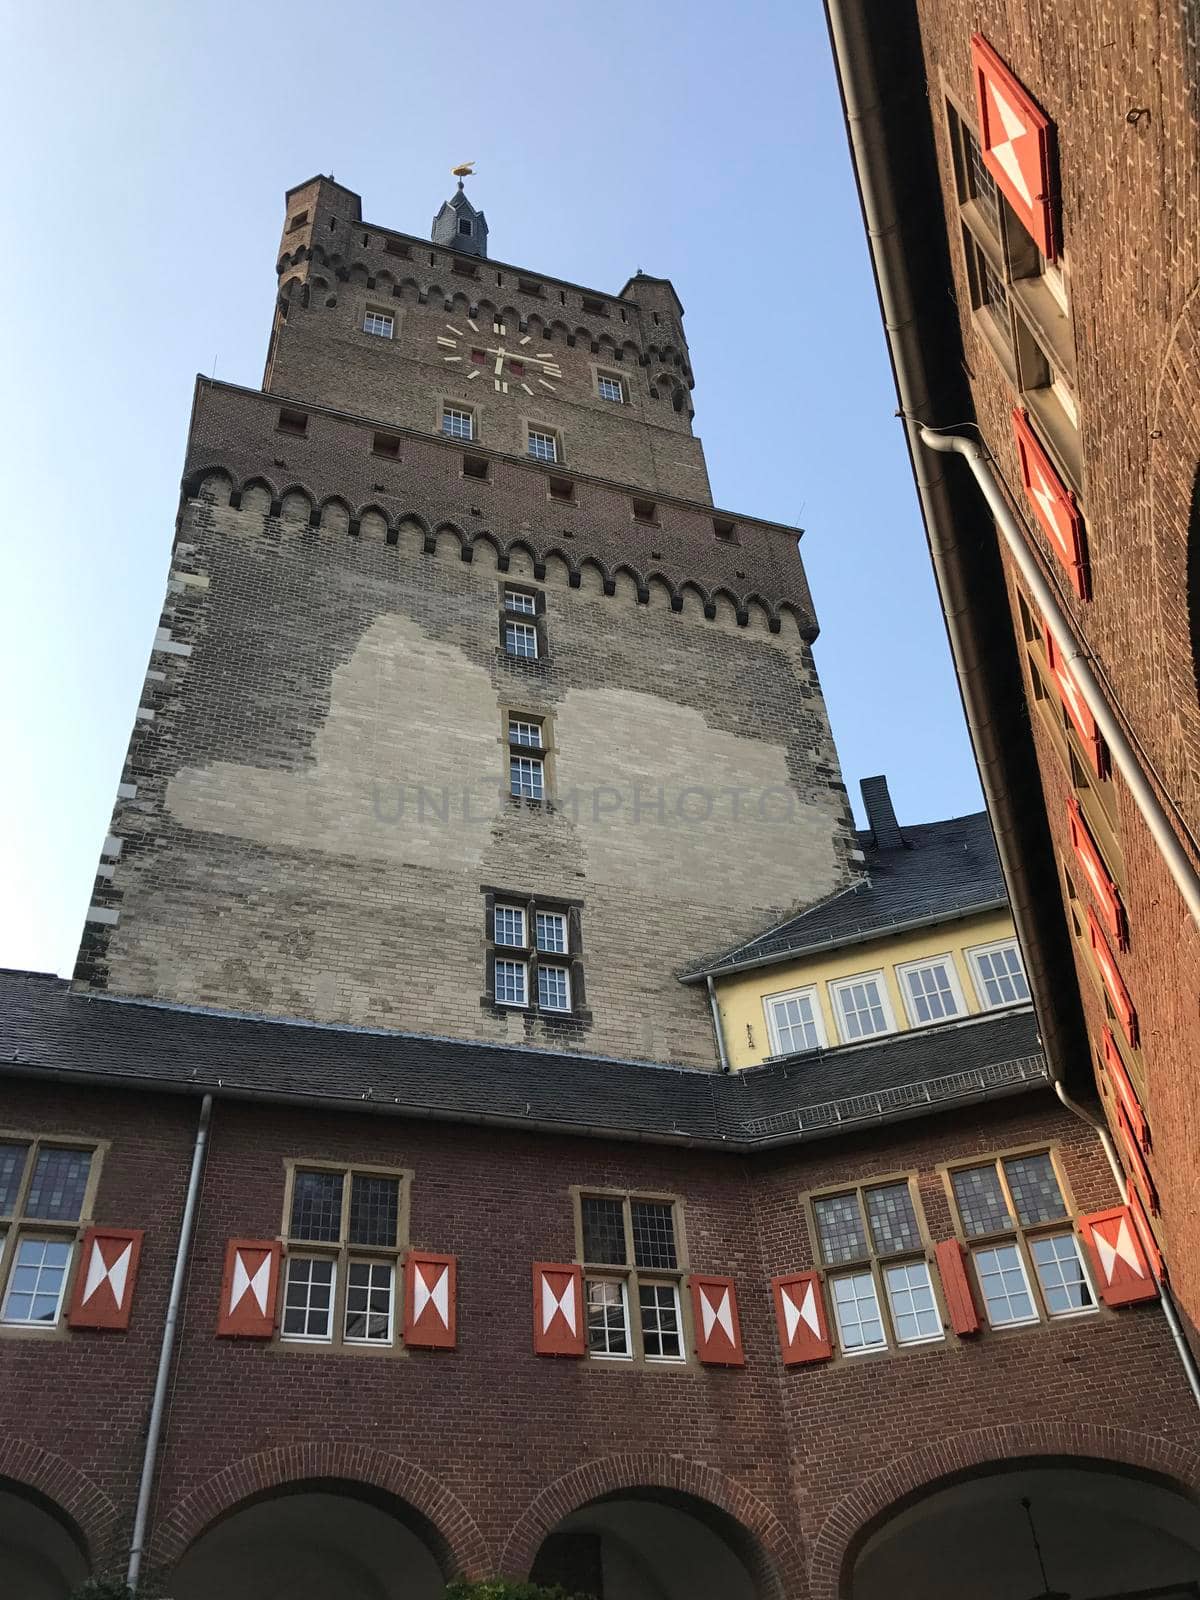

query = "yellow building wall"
(713, 909), (1021, 1071)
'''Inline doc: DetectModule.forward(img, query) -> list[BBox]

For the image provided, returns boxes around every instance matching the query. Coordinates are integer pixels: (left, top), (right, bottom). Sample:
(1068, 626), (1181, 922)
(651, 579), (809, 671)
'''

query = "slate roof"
(689, 809), (1007, 978)
(0, 970), (1045, 1150)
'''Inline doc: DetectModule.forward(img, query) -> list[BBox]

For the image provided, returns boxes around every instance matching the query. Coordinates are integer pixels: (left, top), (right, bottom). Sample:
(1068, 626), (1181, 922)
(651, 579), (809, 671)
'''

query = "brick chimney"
(860, 774), (907, 851)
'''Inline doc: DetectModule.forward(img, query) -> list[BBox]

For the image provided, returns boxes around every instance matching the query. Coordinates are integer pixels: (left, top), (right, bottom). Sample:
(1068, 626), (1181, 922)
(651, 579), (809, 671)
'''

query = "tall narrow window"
(280, 1165), (406, 1349)
(577, 1193), (685, 1363)
(485, 891), (582, 1016)
(0, 1140), (96, 1329)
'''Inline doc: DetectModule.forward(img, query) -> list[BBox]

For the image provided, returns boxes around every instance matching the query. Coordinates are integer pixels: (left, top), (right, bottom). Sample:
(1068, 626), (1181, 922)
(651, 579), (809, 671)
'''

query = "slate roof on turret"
(687, 809), (1007, 979)
(0, 969), (1045, 1148)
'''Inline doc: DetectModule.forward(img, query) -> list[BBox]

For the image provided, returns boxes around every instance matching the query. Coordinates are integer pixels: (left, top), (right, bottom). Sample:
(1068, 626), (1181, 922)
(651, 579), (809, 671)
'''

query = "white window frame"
(510, 753), (545, 802)
(535, 910), (568, 954)
(537, 962), (571, 1012)
(362, 309), (394, 339)
(504, 620), (539, 660)
(509, 717), (542, 747)
(966, 939), (1030, 1011)
(585, 1275), (632, 1360)
(763, 985), (827, 1057)
(504, 588), (537, 615)
(597, 372), (626, 404)
(0, 1235), (74, 1327)
(493, 904), (527, 949)
(281, 1253), (338, 1343)
(829, 970), (897, 1043)
(881, 1259), (944, 1346)
(343, 1258), (396, 1345)
(1028, 1229), (1097, 1320)
(972, 1241), (1039, 1329)
(895, 954), (966, 1028)
(637, 1279), (685, 1363)
(495, 957), (529, 1008)
(526, 427), (558, 463)
(442, 405), (474, 441)
(829, 1268), (888, 1355)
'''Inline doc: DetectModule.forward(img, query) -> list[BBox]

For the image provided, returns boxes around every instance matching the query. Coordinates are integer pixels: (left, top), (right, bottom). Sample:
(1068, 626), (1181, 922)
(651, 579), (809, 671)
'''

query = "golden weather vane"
(451, 161), (476, 180)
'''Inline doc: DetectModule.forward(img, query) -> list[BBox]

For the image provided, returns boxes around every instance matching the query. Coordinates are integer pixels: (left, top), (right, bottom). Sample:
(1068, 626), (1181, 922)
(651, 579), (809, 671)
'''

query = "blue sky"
(0, 0), (980, 978)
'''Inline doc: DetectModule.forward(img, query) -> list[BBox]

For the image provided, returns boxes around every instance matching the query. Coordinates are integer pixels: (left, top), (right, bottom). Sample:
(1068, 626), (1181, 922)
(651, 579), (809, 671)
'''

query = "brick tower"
(74, 171), (858, 1066)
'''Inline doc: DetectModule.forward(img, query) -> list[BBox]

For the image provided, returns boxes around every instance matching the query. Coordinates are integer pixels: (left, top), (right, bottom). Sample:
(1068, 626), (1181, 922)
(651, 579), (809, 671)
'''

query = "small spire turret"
(432, 165), (488, 258)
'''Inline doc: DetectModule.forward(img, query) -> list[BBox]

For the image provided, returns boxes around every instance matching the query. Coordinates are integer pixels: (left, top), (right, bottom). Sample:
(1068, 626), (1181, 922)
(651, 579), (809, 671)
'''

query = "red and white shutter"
(689, 1275), (745, 1367)
(1125, 1178), (1163, 1278)
(404, 1252), (456, 1349)
(1068, 800), (1126, 948)
(771, 1272), (831, 1365)
(67, 1228), (144, 1331)
(1114, 1101), (1159, 1215)
(532, 1262), (585, 1357)
(971, 34), (1058, 257)
(1044, 628), (1107, 777)
(217, 1239), (280, 1338)
(1100, 1027), (1148, 1152)
(1080, 1207), (1158, 1307)
(1012, 412), (1087, 596)
(935, 1240), (981, 1335)
(1086, 908), (1138, 1048)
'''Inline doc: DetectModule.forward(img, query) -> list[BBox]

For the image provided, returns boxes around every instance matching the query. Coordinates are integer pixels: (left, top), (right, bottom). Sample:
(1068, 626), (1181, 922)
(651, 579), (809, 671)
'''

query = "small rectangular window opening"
(548, 476), (574, 502)
(463, 453), (489, 480)
(287, 210), (309, 232)
(372, 433), (401, 459)
(632, 498), (657, 524)
(713, 518), (737, 542)
(278, 408), (308, 436)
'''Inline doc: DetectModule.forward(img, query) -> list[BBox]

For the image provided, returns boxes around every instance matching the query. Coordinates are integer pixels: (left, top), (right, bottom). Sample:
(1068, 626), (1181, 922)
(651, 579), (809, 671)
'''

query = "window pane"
(884, 1261), (942, 1343)
(348, 1174), (400, 1248)
(836, 978), (889, 1040)
(505, 621), (538, 659)
(363, 311), (393, 337)
(2, 1238), (72, 1325)
(509, 718), (542, 747)
(581, 1196), (627, 1264)
(631, 1201), (677, 1269)
(1004, 1153), (1067, 1226)
(1031, 1232), (1095, 1316)
(510, 754), (545, 801)
(505, 589), (537, 614)
(0, 1144), (29, 1215)
(494, 905), (526, 947)
(289, 1169), (344, 1242)
(770, 993), (819, 1055)
(966, 127), (1001, 231)
(527, 430), (557, 463)
(814, 1193), (869, 1266)
(598, 375), (624, 403)
(831, 1269), (886, 1352)
(585, 1277), (630, 1356)
(952, 1165), (1012, 1237)
(537, 964), (570, 1011)
(282, 1255), (335, 1340)
(904, 962), (959, 1024)
(639, 1282), (683, 1360)
(24, 1148), (91, 1222)
(975, 943), (1029, 1007)
(865, 1183), (921, 1256)
(974, 1244), (1036, 1325)
(344, 1259), (394, 1342)
(494, 958), (527, 1006)
(442, 407), (472, 440)
(535, 911), (567, 953)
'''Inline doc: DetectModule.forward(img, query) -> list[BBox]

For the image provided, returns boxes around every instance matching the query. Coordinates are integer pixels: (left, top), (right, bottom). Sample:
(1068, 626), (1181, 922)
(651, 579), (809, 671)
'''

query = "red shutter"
(689, 1275), (745, 1367)
(1012, 412), (1087, 596)
(971, 34), (1058, 258)
(532, 1262), (585, 1357)
(1086, 908), (1138, 1048)
(1080, 1206), (1158, 1306)
(1114, 1101), (1159, 1215)
(1100, 1027), (1148, 1152)
(1067, 799), (1127, 949)
(771, 1271), (832, 1365)
(1125, 1178), (1163, 1278)
(67, 1227), (144, 1331)
(935, 1240), (981, 1335)
(216, 1239), (280, 1338)
(404, 1251), (457, 1349)
(1043, 627), (1107, 776)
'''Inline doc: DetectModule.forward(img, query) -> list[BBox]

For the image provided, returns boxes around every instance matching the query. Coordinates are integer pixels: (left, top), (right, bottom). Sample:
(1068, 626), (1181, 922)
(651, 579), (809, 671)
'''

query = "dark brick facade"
(907, 0), (1200, 1345)
(1, 1074), (1195, 1595)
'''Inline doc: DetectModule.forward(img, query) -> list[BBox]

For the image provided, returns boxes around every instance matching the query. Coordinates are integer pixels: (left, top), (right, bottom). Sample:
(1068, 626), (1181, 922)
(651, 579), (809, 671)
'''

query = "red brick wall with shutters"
(2, 1077), (1198, 1588)
(914, 0), (1200, 1351)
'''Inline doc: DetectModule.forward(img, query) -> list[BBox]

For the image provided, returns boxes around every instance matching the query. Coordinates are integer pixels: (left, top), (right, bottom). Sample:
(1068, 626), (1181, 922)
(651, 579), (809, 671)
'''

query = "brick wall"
(913, 0), (1200, 1345)
(1, 1078), (1194, 1591)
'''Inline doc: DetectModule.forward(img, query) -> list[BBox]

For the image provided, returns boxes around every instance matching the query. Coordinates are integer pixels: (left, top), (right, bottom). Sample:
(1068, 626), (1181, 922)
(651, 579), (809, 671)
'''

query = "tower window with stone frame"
(597, 372), (626, 404)
(442, 405), (474, 442)
(483, 890), (586, 1020)
(362, 308), (394, 339)
(500, 586), (546, 662)
(526, 427), (559, 464)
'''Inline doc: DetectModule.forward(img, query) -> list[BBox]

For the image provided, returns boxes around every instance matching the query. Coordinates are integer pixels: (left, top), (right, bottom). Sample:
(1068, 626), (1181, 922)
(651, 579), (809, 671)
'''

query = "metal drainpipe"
(1053, 1080), (1200, 1406)
(706, 976), (731, 1072)
(920, 428), (1200, 934)
(127, 1093), (213, 1590)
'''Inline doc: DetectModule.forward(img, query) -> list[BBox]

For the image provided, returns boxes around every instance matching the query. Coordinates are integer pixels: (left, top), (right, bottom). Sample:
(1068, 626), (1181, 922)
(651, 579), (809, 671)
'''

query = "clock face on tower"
(436, 317), (562, 395)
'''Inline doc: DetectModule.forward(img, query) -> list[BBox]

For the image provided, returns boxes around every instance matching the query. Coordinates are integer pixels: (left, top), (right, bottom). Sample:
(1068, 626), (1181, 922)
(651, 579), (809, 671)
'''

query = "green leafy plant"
(443, 1584), (593, 1600)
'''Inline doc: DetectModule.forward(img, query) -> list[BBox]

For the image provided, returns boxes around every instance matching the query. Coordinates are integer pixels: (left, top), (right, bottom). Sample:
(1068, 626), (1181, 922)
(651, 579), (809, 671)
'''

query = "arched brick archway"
(807, 1422), (1200, 1600)
(500, 1453), (804, 1599)
(0, 1435), (118, 1570)
(152, 1443), (493, 1579)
